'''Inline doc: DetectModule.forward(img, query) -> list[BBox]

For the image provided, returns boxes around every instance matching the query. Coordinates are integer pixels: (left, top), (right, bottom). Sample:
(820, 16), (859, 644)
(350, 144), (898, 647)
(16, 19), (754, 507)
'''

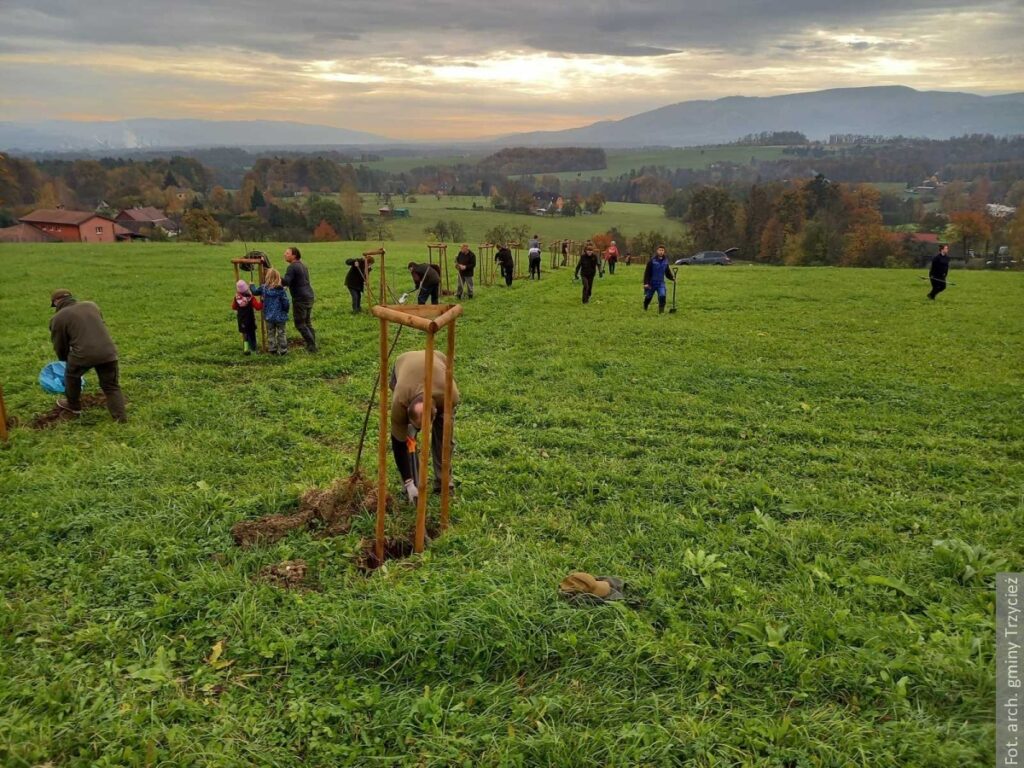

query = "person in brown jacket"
(389, 350), (460, 502)
(49, 289), (127, 422)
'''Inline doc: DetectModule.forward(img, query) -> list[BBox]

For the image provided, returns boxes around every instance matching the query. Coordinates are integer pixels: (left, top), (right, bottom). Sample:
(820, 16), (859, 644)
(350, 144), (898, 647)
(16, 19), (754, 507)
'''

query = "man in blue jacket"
(643, 245), (676, 313)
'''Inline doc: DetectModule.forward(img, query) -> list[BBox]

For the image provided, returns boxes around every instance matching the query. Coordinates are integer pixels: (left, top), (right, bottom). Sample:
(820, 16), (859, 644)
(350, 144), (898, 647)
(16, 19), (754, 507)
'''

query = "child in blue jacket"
(252, 268), (290, 355)
(643, 245), (676, 313)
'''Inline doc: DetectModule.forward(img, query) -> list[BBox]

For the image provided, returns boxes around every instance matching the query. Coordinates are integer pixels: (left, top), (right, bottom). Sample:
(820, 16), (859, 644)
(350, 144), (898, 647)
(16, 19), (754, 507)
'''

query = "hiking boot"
(432, 480), (455, 495)
(55, 398), (82, 415)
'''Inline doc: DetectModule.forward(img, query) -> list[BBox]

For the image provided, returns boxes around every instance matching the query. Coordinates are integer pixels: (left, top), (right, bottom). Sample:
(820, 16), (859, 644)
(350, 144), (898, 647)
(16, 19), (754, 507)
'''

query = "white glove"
(404, 479), (419, 504)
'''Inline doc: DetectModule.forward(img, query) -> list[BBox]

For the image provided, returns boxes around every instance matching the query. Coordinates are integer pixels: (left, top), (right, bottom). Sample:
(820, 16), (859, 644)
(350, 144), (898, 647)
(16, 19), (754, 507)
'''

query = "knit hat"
(236, 279), (249, 293)
(50, 289), (72, 307)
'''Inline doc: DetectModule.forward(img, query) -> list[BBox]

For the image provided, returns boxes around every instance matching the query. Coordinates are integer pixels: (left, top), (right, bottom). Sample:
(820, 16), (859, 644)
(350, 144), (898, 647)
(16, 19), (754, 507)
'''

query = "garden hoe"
(669, 269), (678, 313)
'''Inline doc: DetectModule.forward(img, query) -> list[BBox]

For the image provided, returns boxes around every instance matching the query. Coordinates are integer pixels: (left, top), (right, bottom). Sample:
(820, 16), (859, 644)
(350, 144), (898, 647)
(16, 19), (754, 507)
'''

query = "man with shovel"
(643, 245), (677, 314)
(389, 350), (460, 503)
(927, 244), (951, 300)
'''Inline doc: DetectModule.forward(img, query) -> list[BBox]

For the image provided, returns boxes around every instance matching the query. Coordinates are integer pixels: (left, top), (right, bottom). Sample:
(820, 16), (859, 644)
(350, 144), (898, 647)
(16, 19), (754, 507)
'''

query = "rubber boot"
(643, 296), (651, 311)
(658, 298), (666, 314)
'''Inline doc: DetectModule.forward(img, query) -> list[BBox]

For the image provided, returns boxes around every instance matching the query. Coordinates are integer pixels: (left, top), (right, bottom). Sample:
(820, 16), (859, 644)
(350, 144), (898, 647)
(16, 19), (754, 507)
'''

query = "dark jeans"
(529, 257), (541, 279)
(500, 264), (514, 286)
(418, 284), (439, 305)
(928, 277), (946, 299)
(349, 287), (362, 312)
(66, 359), (126, 422)
(581, 275), (594, 303)
(293, 300), (317, 351)
(608, 260), (616, 274)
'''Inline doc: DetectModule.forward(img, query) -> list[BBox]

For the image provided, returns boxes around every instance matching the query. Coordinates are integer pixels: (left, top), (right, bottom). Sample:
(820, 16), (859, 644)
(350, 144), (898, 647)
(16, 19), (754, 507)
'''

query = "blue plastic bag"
(39, 361), (86, 395)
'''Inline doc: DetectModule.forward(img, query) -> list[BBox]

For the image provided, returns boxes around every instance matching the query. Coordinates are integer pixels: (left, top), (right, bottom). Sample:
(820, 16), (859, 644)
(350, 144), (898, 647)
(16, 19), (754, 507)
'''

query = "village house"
(115, 206), (177, 236)
(10, 209), (120, 243)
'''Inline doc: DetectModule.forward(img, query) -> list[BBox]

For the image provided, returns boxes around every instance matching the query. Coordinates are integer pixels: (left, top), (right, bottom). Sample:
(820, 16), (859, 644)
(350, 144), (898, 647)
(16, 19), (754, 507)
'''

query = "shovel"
(669, 269), (678, 313)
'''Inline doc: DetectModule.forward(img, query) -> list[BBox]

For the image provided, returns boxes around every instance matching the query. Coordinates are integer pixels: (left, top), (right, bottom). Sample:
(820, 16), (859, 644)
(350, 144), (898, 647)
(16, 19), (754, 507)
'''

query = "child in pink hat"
(231, 279), (263, 354)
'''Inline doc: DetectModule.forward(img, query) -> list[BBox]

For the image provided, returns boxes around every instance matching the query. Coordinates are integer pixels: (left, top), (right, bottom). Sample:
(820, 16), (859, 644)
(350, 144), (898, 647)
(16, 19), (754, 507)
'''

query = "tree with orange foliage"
(948, 210), (992, 257)
(313, 219), (340, 242)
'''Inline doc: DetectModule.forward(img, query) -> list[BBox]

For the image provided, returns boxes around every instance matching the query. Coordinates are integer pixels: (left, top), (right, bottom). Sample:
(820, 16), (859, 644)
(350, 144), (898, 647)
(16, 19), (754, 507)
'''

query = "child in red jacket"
(232, 279), (263, 355)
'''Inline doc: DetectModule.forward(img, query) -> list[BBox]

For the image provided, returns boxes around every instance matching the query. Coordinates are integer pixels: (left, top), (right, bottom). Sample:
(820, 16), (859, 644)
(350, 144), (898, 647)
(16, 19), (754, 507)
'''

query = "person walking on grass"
(344, 254), (374, 313)
(282, 246), (317, 353)
(604, 240), (620, 275)
(528, 237), (542, 280)
(251, 269), (290, 355)
(561, 239), (570, 267)
(408, 261), (441, 305)
(389, 350), (460, 502)
(575, 242), (601, 304)
(49, 289), (127, 422)
(232, 280), (263, 355)
(455, 243), (476, 299)
(643, 245), (676, 313)
(495, 244), (515, 287)
(928, 244), (950, 300)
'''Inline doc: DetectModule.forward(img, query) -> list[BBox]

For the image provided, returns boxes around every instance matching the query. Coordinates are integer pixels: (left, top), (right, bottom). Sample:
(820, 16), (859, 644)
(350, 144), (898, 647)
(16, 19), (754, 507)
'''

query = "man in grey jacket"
(49, 289), (127, 422)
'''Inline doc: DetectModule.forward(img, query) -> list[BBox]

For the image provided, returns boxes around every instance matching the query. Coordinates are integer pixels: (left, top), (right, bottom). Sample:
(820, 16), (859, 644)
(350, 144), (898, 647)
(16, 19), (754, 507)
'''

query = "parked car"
(674, 248), (736, 265)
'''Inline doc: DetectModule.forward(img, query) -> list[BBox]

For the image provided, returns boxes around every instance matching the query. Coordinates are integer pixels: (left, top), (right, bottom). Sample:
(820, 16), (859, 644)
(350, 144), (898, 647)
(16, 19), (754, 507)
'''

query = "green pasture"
(362, 196), (684, 243)
(1, 241), (1021, 766)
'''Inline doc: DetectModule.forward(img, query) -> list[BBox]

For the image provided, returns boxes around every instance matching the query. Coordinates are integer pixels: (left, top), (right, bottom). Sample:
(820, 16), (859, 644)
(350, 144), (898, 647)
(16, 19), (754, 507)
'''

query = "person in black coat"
(455, 244), (476, 299)
(574, 242), (601, 304)
(344, 255), (374, 313)
(495, 245), (514, 287)
(408, 261), (441, 305)
(928, 244), (950, 300)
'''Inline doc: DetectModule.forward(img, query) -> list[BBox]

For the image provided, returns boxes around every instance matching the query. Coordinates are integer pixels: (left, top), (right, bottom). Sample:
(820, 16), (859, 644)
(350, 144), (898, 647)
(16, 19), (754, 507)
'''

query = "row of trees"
(666, 176), (1023, 266)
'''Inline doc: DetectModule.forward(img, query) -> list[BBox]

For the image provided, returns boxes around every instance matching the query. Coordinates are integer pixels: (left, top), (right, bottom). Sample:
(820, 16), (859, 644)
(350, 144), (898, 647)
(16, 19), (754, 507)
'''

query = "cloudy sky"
(2, 1), (1022, 140)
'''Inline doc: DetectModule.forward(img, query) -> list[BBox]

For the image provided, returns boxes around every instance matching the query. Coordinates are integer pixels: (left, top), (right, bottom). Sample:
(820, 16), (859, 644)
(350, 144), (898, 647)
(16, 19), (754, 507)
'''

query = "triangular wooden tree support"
(427, 243), (452, 295)
(231, 258), (268, 352)
(370, 301), (463, 561)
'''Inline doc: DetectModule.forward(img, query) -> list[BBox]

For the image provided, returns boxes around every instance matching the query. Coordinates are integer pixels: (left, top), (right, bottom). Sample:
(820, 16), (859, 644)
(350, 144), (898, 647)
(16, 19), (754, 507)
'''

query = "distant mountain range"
(2, 87), (1022, 153)
(502, 86), (1024, 147)
(0, 118), (396, 152)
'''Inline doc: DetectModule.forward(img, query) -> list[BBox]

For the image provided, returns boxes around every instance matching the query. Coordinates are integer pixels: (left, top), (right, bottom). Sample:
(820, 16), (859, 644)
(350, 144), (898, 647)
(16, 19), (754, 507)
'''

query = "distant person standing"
(927, 244), (950, 300)
(560, 239), (570, 267)
(408, 261), (441, 304)
(344, 254), (374, 313)
(575, 242), (600, 304)
(455, 243), (476, 299)
(528, 237), (542, 280)
(282, 246), (317, 352)
(49, 289), (127, 422)
(643, 245), (676, 313)
(495, 244), (515, 287)
(604, 241), (620, 275)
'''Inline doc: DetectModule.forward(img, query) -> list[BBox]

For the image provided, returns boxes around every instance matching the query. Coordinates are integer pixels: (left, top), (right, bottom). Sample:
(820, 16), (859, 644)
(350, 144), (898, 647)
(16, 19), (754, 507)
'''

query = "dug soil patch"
(356, 538), (416, 574)
(257, 559), (315, 590)
(231, 474), (393, 548)
(31, 394), (108, 428)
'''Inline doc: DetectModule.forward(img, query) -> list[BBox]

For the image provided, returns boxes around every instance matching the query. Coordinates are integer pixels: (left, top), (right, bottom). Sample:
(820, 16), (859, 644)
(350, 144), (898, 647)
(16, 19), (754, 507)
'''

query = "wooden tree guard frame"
(231, 258), (268, 352)
(427, 243), (452, 296)
(358, 247), (387, 306)
(548, 241), (560, 270)
(478, 243), (495, 286)
(370, 301), (463, 560)
(509, 242), (524, 279)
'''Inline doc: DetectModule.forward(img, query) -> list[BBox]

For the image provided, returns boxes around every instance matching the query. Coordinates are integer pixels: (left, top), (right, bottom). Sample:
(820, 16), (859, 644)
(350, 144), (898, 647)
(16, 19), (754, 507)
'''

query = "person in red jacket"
(604, 240), (620, 274)
(232, 279), (263, 355)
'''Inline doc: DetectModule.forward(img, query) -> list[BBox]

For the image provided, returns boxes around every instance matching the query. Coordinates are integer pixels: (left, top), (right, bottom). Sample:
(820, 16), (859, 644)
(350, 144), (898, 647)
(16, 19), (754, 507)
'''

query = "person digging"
(643, 245), (677, 314)
(389, 350), (460, 504)
(408, 261), (441, 305)
(48, 289), (127, 422)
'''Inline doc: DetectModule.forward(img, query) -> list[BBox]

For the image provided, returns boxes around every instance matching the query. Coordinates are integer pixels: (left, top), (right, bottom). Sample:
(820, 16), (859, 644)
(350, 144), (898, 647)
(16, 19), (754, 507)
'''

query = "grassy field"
(361, 146), (788, 181)
(2, 242), (1021, 766)
(361, 196), (685, 243)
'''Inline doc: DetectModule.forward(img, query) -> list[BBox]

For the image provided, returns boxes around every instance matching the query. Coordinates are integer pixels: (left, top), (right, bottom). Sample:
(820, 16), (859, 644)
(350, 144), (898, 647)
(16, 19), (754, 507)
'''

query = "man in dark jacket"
(574, 242), (601, 304)
(495, 245), (514, 287)
(344, 255), (374, 313)
(455, 244), (476, 299)
(643, 245), (677, 313)
(928, 244), (950, 300)
(408, 262), (441, 305)
(49, 289), (127, 422)
(282, 246), (317, 352)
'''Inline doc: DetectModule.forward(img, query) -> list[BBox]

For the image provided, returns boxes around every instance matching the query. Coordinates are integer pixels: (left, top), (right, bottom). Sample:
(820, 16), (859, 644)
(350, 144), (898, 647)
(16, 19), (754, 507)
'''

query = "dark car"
(674, 249), (736, 265)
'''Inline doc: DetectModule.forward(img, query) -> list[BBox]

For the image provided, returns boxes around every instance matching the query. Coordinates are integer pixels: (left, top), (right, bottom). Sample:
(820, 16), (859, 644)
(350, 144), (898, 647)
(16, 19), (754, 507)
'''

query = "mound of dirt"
(258, 559), (314, 590)
(31, 394), (108, 429)
(231, 473), (393, 548)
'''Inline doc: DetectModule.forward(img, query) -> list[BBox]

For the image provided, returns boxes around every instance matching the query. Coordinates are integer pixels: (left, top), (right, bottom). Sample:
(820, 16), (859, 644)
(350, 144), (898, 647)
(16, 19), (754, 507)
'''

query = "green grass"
(1, 242), (1021, 766)
(362, 196), (685, 243)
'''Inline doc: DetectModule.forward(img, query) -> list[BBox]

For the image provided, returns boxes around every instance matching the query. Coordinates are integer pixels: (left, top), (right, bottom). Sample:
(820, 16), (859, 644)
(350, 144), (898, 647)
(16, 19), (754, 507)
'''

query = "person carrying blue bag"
(48, 289), (127, 422)
(642, 245), (677, 314)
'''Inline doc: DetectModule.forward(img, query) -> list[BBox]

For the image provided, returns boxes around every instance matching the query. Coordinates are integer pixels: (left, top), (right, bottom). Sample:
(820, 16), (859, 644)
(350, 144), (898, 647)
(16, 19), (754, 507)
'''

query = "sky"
(1, 0), (1023, 141)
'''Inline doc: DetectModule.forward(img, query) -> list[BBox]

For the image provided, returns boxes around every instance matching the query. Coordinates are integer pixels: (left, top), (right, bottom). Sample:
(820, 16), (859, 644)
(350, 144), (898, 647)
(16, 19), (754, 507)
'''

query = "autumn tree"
(313, 219), (340, 241)
(181, 208), (221, 242)
(948, 210), (992, 257)
(686, 186), (737, 251)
